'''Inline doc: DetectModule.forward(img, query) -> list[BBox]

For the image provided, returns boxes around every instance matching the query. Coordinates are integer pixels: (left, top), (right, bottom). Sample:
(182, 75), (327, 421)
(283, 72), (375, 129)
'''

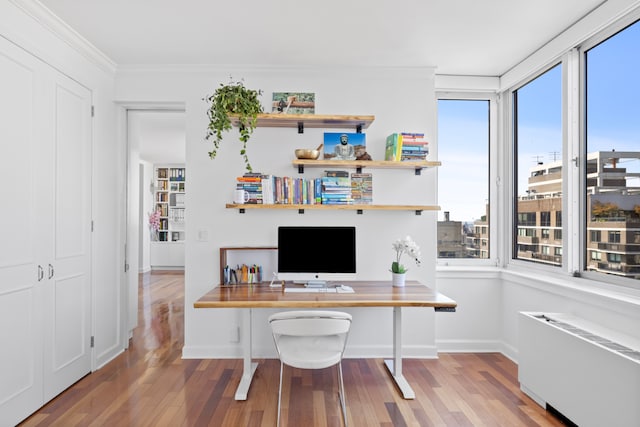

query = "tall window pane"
(437, 99), (489, 259)
(585, 20), (640, 281)
(513, 65), (563, 266)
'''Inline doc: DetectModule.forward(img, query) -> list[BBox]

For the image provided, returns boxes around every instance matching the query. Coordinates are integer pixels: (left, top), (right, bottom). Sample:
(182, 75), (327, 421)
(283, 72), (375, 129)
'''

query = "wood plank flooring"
(20, 271), (566, 427)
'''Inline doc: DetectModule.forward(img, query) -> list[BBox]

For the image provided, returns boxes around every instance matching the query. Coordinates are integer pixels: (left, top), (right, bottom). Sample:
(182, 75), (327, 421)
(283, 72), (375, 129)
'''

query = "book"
(325, 170), (349, 177)
(351, 173), (373, 204)
(385, 133), (403, 161)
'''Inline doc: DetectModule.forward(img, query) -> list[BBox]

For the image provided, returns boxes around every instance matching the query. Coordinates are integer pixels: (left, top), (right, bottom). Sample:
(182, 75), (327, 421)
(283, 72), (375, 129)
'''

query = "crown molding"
(10, 0), (117, 75)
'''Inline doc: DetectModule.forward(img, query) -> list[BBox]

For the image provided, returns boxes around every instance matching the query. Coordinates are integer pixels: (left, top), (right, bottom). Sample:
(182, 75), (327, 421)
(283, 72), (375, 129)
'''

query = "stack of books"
(351, 173), (373, 204)
(321, 171), (353, 205)
(399, 132), (429, 161)
(236, 173), (263, 204)
(385, 132), (429, 161)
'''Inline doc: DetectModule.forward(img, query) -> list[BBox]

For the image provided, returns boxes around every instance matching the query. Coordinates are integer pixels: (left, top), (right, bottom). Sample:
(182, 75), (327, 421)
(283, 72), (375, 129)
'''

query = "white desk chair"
(268, 310), (352, 427)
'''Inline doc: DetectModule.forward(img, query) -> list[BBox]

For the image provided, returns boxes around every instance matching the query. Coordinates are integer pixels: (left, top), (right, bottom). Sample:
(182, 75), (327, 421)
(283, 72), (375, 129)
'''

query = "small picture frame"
(272, 92), (315, 114)
(323, 132), (366, 160)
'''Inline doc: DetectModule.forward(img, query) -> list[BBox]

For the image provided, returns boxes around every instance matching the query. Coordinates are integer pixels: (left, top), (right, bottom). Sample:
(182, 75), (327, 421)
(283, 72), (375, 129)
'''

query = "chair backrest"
(269, 310), (352, 338)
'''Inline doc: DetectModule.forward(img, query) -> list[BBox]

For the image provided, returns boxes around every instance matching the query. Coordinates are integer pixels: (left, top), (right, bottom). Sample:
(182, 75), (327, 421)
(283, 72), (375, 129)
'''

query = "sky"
(437, 100), (489, 223)
(438, 19), (639, 223)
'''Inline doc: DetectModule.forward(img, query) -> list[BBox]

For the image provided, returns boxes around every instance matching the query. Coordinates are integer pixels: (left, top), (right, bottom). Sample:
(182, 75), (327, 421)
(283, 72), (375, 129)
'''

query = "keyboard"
(284, 285), (354, 294)
(284, 287), (337, 293)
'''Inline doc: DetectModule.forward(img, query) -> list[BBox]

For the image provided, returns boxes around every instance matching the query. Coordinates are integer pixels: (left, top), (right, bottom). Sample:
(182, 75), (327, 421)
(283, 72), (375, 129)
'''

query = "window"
(591, 251), (602, 261)
(513, 64), (563, 266)
(607, 253), (622, 263)
(437, 98), (490, 259)
(591, 230), (601, 242)
(584, 19), (640, 282)
(542, 229), (550, 239)
(608, 231), (621, 244)
(554, 229), (562, 241)
(517, 212), (536, 226)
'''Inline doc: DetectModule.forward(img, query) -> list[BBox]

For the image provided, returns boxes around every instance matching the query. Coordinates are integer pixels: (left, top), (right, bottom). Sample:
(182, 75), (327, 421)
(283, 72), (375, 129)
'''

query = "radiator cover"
(518, 312), (640, 427)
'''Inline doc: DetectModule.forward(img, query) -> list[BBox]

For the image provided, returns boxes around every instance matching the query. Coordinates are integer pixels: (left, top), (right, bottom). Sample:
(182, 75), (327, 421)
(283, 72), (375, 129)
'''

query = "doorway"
(126, 109), (186, 333)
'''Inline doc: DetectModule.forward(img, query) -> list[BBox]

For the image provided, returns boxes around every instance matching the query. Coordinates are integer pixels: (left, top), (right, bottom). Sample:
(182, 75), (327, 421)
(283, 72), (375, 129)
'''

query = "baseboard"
(151, 266), (184, 271)
(436, 339), (503, 353)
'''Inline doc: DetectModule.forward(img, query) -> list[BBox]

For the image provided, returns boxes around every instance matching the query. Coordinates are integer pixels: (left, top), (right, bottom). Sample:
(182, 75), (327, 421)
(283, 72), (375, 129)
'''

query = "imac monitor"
(277, 226), (356, 286)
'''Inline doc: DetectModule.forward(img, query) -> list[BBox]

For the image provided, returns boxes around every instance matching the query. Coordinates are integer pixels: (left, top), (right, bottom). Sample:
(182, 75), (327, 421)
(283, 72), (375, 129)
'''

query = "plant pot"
(392, 272), (406, 287)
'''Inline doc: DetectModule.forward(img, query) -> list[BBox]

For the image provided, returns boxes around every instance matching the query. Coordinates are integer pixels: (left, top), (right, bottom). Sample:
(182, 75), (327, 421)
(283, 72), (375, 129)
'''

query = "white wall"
(139, 161), (153, 273)
(116, 66), (440, 358)
(435, 269), (640, 362)
(1, 1), (122, 368)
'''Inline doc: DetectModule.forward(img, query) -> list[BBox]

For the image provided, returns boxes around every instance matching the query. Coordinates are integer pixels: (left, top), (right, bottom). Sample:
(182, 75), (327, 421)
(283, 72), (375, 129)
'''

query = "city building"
(515, 151), (640, 278)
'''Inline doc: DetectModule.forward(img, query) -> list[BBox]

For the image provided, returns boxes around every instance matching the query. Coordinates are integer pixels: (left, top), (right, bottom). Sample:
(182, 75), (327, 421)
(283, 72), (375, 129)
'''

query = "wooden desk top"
(194, 281), (457, 309)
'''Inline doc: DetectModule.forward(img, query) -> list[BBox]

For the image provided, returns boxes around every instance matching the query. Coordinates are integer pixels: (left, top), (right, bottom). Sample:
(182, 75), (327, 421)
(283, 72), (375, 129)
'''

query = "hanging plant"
(205, 78), (263, 171)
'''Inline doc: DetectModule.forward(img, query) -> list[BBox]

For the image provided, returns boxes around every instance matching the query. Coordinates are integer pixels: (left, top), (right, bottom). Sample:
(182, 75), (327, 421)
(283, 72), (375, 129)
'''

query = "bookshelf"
(226, 203), (438, 215)
(154, 165), (186, 242)
(229, 113), (374, 133)
(292, 159), (441, 175)
(228, 114), (440, 213)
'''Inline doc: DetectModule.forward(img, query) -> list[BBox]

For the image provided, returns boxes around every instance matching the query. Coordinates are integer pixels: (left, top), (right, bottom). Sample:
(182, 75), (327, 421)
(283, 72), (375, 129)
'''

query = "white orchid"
(391, 236), (422, 274)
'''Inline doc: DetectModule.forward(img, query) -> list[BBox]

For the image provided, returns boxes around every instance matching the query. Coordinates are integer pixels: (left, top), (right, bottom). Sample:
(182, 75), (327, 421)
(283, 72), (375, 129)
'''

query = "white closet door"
(0, 38), (46, 425)
(42, 71), (92, 401)
(0, 36), (92, 425)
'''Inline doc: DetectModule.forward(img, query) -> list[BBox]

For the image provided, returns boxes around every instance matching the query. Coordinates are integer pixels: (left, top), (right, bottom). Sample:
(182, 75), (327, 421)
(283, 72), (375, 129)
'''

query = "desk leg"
(235, 308), (258, 400)
(383, 306), (416, 399)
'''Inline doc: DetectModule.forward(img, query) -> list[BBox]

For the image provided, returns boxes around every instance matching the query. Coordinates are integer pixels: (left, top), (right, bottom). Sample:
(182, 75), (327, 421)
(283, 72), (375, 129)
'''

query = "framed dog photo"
(271, 92), (315, 114)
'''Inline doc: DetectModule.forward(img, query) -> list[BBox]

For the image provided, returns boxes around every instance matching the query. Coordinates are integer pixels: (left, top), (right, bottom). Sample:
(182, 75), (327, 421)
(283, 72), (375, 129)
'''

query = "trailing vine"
(205, 79), (263, 171)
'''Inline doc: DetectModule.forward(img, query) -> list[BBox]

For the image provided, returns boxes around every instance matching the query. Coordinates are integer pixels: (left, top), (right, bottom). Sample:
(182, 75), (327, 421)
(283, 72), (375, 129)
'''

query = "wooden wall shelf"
(229, 113), (375, 133)
(226, 203), (439, 215)
(292, 159), (441, 174)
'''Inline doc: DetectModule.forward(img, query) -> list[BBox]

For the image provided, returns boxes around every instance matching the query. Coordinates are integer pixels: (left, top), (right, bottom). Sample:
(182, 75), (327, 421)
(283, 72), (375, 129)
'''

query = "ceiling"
(36, 0), (605, 165)
(38, 0), (605, 76)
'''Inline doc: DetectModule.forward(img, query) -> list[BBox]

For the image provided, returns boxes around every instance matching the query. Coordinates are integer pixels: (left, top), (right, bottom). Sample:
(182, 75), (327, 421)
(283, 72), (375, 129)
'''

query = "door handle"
(48, 264), (54, 279)
(38, 265), (44, 281)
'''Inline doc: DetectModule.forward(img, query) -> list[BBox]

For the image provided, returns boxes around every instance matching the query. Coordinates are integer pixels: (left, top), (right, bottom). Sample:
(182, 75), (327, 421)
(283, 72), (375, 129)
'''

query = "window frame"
(501, 9), (640, 290)
(435, 91), (498, 267)
(508, 61), (568, 272)
(578, 12), (640, 288)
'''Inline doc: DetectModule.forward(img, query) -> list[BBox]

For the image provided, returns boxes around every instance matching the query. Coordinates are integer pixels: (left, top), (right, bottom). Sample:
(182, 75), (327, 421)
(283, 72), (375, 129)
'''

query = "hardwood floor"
(20, 271), (566, 427)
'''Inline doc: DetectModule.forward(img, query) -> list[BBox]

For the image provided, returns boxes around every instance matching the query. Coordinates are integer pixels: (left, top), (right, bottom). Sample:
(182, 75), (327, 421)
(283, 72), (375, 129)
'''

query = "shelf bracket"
(298, 209), (305, 214)
(298, 122), (304, 134)
(298, 165), (304, 174)
(239, 208), (245, 214)
(356, 124), (362, 133)
(356, 166), (362, 174)
(357, 209), (363, 215)
(415, 168), (422, 176)
(415, 210), (422, 216)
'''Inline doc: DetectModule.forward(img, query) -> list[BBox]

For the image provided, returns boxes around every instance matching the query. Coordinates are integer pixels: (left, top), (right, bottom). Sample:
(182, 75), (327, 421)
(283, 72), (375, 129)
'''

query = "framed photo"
(323, 132), (366, 160)
(272, 92), (315, 114)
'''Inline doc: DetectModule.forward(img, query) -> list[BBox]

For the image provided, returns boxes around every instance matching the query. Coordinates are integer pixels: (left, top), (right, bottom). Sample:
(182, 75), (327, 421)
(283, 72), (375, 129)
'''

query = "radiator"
(518, 312), (640, 427)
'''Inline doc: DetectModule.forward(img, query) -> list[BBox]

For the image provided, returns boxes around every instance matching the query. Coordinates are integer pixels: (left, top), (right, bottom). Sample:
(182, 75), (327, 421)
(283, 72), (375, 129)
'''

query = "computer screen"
(277, 226), (356, 284)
